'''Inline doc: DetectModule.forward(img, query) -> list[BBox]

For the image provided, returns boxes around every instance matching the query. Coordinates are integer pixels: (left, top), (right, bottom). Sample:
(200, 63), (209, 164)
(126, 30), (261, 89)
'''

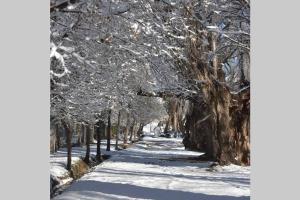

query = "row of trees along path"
(50, 0), (250, 173)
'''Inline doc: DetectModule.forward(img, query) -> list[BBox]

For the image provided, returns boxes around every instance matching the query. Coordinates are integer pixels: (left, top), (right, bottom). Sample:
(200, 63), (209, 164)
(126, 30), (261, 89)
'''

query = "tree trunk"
(55, 123), (61, 150)
(129, 119), (135, 142)
(164, 118), (170, 133)
(90, 125), (93, 143)
(115, 111), (121, 150)
(76, 123), (82, 146)
(133, 124), (137, 142)
(80, 123), (85, 145)
(96, 123), (101, 160)
(96, 120), (105, 161)
(123, 112), (130, 144)
(84, 124), (91, 164)
(183, 99), (219, 160)
(172, 114), (178, 132)
(137, 123), (144, 140)
(182, 27), (250, 165)
(50, 126), (56, 153)
(62, 121), (72, 171)
(106, 110), (112, 151)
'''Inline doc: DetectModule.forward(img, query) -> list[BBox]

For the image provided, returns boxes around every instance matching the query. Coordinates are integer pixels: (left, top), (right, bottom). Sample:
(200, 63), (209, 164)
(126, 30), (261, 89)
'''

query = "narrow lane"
(54, 137), (250, 200)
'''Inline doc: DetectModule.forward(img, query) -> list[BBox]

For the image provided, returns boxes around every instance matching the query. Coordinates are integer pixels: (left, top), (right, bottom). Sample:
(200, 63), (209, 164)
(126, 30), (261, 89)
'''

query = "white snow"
(52, 137), (250, 200)
(143, 121), (159, 133)
(50, 140), (122, 188)
(206, 25), (219, 31)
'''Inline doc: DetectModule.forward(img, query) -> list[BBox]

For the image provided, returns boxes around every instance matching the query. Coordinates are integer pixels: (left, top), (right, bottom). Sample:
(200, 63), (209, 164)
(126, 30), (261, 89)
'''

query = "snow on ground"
(53, 137), (250, 200)
(50, 140), (122, 187)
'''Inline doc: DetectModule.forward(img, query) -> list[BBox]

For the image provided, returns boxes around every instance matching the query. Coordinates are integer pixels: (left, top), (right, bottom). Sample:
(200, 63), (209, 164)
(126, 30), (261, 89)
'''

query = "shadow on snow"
(59, 180), (250, 200)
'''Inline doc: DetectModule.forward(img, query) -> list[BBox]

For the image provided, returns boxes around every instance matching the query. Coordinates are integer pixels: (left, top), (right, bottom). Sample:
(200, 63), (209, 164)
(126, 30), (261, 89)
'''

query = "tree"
(171, 0), (249, 165)
(61, 120), (72, 171)
(115, 111), (121, 150)
(84, 124), (91, 164)
(106, 109), (112, 151)
(50, 0), (250, 166)
(129, 119), (136, 142)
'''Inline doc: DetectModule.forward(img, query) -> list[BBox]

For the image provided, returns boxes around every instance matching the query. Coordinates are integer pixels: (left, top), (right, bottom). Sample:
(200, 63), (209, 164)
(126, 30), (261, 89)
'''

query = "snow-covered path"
(53, 137), (250, 200)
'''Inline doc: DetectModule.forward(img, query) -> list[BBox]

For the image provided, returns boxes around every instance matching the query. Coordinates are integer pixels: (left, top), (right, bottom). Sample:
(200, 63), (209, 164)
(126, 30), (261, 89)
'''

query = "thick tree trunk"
(84, 124), (91, 164)
(115, 111), (121, 150)
(183, 106), (214, 159)
(106, 110), (112, 151)
(207, 32), (249, 165)
(164, 17), (250, 166)
(183, 28), (250, 165)
(164, 98), (182, 133)
(213, 88), (250, 165)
